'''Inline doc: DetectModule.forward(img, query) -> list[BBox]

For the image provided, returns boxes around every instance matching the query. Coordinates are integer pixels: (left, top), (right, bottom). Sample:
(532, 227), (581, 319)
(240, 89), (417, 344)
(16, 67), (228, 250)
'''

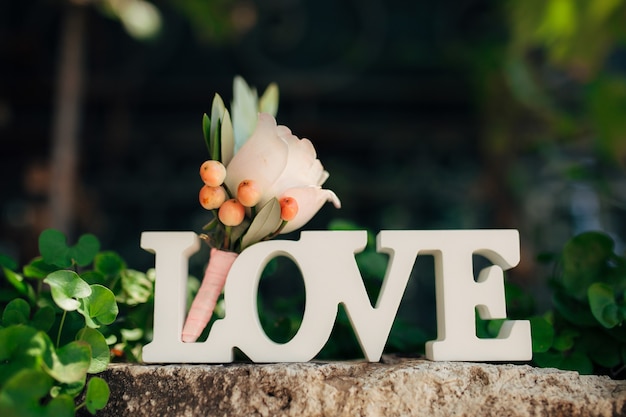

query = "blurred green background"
(2, 0), (626, 346)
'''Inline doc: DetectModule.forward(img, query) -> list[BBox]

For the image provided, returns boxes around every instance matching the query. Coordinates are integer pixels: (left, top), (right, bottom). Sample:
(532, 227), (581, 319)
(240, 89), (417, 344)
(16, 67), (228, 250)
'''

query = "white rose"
(225, 113), (340, 234)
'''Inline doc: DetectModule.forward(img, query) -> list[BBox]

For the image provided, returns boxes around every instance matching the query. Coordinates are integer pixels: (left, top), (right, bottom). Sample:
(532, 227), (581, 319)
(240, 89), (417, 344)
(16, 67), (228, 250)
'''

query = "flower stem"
(56, 310), (67, 348)
(224, 225), (232, 249)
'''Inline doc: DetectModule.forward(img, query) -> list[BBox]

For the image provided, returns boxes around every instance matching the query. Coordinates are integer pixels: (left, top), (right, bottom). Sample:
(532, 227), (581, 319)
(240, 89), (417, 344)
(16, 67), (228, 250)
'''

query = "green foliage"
(0, 229), (155, 416)
(536, 231), (626, 377)
(503, 0), (626, 164)
(476, 231), (626, 377)
(241, 198), (282, 250)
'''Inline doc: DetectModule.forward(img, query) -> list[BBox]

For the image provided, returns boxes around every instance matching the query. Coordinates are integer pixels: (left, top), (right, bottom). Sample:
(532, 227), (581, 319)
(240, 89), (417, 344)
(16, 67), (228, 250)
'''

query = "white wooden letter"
(140, 232), (200, 363)
(417, 230), (532, 361)
(139, 229), (532, 363)
(206, 230), (412, 362)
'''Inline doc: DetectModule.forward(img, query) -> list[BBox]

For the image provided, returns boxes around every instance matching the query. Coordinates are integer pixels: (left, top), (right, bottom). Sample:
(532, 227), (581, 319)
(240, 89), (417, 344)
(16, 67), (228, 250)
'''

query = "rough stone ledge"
(89, 356), (626, 417)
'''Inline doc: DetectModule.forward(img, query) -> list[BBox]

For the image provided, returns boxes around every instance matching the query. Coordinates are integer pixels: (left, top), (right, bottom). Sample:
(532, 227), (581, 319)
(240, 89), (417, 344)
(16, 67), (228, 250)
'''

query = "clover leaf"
(529, 316), (554, 353)
(2, 299), (30, 327)
(0, 369), (75, 417)
(22, 257), (59, 280)
(43, 340), (91, 384)
(0, 253), (17, 271)
(552, 290), (597, 326)
(2, 267), (35, 303)
(120, 269), (153, 305)
(94, 251), (126, 278)
(561, 231), (614, 300)
(533, 348), (594, 374)
(1, 300), (55, 332)
(84, 377), (110, 415)
(588, 283), (622, 328)
(78, 285), (118, 328)
(76, 327), (110, 373)
(552, 328), (578, 352)
(582, 329), (622, 368)
(44, 270), (91, 312)
(0, 326), (54, 386)
(31, 306), (56, 333)
(39, 229), (100, 268)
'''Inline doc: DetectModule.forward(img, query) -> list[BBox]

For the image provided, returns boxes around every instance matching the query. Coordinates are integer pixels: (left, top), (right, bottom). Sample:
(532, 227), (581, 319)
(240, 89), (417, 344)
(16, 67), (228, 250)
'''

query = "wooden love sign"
(140, 230), (532, 363)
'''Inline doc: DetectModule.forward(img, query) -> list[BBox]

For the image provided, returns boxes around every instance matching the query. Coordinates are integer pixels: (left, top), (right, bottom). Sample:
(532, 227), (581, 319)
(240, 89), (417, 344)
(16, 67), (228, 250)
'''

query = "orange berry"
(218, 199), (245, 226)
(237, 179), (262, 207)
(200, 160), (226, 187)
(279, 197), (298, 221)
(199, 185), (226, 210)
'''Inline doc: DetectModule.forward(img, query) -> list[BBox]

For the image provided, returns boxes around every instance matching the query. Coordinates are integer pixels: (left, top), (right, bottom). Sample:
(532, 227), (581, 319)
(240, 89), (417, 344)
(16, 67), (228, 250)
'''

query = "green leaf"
(22, 257), (58, 280)
(229, 217), (251, 247)
(581, 329), (622, 368)
(486, 318), (506, 337)
(120, 327), (143, 341)
(44, 340), (90, 384)
(504, 282), (536, 318)
(2, 267), (35, 302)
(241, 198), (282, 250)
(221, 109), (234, 165)
(2, 299), (30, 326)
(31, 306), (56, 332)
(211, 118), (222, 162)
(588, 283), (621, 328)
(0, 326), (54, 386)
(552, 328), (578, 352)
(606, 321), (626, 344)
(552, 290), (597, 326)
(44, 270), (92, 312)
(560, 350), (594, 374)
(0, 369), (74, 417)
(39, 229), (100, 268)
(530, 316), (554, 353)
(85, 377), (110, 415)
(202, 216), (219, 231)
(80, 270), (106, 286)
(533, 349), (594, 374)
(78, 285), (118, 328)
(0, 253), (18, 271)
(259, 82), (279, 116)
(202, 113), (211, 154)
(120, 269), (153, 305)
(71, 234), (101, 267)
(39, 229), (73, 268)
(76, 327), (110, 373)
(209, 94), (226, 161)
(94, 251), (126, 277)
(561, 231), (614, 300)
(50, 379), (85, 398)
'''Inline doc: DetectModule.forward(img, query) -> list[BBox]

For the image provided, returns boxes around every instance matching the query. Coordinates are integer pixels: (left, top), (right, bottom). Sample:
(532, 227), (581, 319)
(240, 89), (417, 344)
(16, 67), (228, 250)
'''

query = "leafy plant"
(535, 231), (626, 377)
(480, 231), (626, 378)
(0, 229), (156, 415)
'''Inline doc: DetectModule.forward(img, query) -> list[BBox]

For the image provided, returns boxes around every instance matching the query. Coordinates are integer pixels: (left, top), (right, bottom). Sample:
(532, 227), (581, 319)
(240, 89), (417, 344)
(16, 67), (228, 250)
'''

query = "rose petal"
(225, 113), (288, 201)
(264, 137), (326, 199)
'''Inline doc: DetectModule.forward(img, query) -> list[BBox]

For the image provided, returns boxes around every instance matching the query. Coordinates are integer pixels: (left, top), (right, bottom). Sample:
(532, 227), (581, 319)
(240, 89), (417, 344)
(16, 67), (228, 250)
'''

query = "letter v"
(341, 231), (416, 362)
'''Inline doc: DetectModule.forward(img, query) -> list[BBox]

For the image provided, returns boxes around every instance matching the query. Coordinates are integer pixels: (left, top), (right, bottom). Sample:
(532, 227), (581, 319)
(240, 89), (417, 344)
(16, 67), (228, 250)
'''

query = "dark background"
(2, 0), (626, 324)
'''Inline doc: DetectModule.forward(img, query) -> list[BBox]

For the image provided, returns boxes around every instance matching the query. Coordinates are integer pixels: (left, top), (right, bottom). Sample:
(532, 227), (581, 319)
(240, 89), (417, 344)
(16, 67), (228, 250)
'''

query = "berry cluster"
(199, 160), (299, 227)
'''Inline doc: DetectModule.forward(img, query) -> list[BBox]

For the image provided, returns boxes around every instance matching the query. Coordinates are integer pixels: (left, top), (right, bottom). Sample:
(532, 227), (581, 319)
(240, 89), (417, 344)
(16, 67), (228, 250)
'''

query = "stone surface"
(89, 356), (626, 417)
